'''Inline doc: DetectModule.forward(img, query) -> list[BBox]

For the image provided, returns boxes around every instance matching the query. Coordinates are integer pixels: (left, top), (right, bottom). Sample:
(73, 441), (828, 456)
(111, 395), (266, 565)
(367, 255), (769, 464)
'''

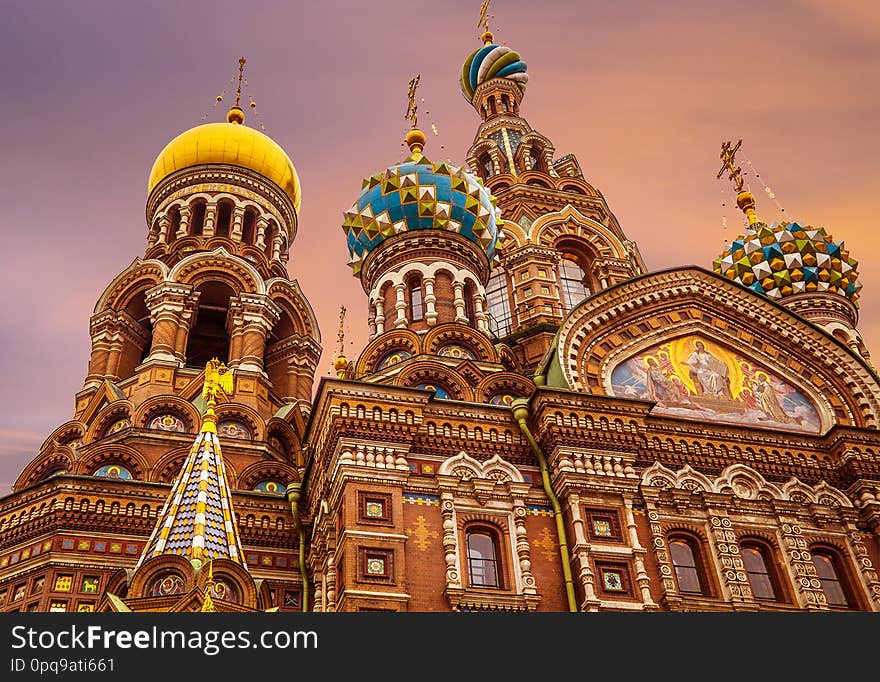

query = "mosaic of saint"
(610, 335), (821, 433)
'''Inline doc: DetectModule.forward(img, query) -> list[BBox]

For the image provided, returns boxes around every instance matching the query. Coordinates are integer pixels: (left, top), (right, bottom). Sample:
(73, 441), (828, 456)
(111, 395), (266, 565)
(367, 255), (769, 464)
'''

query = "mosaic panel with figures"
(610, 334), (821, 433)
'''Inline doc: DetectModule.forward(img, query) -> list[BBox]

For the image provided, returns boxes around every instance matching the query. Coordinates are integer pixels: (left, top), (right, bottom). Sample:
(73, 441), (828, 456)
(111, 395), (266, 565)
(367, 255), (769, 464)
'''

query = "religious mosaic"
(148, 413), (187, 433)
(610, 335), (821, 433)
(93, 464), (133, 480)
(218, 420), (252, 440)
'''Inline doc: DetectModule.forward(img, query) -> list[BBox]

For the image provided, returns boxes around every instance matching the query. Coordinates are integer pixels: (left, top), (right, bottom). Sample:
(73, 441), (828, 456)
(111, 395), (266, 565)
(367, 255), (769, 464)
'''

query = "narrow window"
(410, 285), (423, 321)
(669, 537), (706, 595)
(559, 258), (590, 311)
(467, 530), (500, 588)
(486, 268), (512, 337)
(811, 550), (852, 608)
(741, 544), (778, 601)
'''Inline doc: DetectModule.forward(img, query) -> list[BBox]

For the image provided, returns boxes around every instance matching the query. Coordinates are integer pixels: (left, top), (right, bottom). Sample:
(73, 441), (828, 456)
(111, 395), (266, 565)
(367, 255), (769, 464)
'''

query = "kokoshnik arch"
(1, 11), (879, 613)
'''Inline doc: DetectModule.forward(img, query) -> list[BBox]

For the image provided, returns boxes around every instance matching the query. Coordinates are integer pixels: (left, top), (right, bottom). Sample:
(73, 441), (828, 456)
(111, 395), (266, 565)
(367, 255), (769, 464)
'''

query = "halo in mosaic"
(93, 464), (133, 480)
(254, 480), (285, 495)
(415, 383), (450, 399)
(377, 349), (411, 370)
(461, 43), (528, 100)
(149, 413), (187, 433)
(218, 420), (252, 440)
(437, 344), (476, 360)
(713, 221), (861, 306)
(342, 153), (503, 276)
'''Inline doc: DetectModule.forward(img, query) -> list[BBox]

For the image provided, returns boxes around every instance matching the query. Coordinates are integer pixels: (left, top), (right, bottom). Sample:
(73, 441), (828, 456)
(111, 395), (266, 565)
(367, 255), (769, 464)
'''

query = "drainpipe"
(285, 481), (309, 613)
(511, 398), (578, 612)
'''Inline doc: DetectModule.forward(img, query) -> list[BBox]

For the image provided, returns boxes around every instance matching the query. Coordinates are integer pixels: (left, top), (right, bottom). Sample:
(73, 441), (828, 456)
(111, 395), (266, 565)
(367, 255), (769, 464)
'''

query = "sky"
(0, 0), (878, 495)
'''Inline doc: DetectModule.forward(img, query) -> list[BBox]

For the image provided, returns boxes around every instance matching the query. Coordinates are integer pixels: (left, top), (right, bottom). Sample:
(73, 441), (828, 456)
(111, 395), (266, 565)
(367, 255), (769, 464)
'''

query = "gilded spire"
(718, 139), (760, 226)
(404, 74), (427, 159)
(227, 56), (247, 125)
(479, 0), (494, 44)
(334, 305), (348, 378)
(135, 359), (245, 569)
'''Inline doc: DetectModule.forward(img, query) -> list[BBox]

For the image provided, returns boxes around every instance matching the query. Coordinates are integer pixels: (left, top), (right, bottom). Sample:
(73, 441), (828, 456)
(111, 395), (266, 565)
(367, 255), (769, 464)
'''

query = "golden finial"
(404, 75), (427, 159)
(201, 358), (234, 433)
(334, 306), (348, 378)
(479, 0), (494, 44)
(201, 560), (216, 613)
(226, 56), (247, 125)
(718, 139), (760, 226)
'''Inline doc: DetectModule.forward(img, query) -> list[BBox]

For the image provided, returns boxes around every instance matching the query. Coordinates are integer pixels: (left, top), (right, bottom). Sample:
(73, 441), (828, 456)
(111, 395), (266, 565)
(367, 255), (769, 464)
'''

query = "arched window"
(215, 199), (233, 238)
(185, 281), (234, 368)
(486, 268), (512, 337)
(669, 536), (708, 596)
(559, 258), (590, 312)
(741, 542), (781, 601)
(409, 277), (423, 322)
(242, 207), (257, 245)
(526, 148), (541, 171)
(190, 200), (206, 236)
(464, 281), (476, 324)
(167, 206), (181, 244)
(479, 153), (493, 179)
(466, 529), (501, 588)
(811, 548), (853, 608)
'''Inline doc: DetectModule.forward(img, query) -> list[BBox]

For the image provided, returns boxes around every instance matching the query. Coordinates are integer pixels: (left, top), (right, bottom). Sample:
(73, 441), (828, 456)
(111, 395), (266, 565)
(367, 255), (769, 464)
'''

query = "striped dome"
(713, 221), (861, 306)
(461, 43), (528, 100)
(342, 152), (502, 276)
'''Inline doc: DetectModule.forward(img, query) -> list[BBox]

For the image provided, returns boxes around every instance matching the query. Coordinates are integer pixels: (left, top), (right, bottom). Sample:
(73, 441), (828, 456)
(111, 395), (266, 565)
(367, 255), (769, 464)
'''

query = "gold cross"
(479, 0), (492, 31)
(717, 139), (745, 193)
(405, 74), (420, 129)
(234, 56), (246, 108)
(337, 305), (346, 358)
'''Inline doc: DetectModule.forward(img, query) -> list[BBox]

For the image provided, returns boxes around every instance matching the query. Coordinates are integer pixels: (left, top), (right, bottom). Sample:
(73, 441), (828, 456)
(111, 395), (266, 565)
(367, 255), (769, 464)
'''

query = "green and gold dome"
(342, 128), (503, 276)
(714, 215), (861, 305)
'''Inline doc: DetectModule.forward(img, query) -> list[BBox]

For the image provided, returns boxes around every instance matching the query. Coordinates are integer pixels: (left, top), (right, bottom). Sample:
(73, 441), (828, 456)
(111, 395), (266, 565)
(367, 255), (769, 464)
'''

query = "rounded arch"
(475, 372), (535, 404)
(422, 323), (498, 363)
(129, 555), (195, 599)
(93, 259), (168, 314)
(75, 444), (149, 480)
(169, 247), (264, 295)
(531, 205), (628, 260)
(14, 449), (74, 490)
(151, 447), (191, 484)
(266, 278), (321, 343)
(85, 401), (134, 443)
(214, 403), (264, 442)
(556, 267), (880, 429)
(197, 558), (257, 608)
(265, 417), (303, 466)
(237, 461), (299, 492)
(394, 362), (473, 402)
(135, 395), (200, 433)
(356, 328), (421, 377)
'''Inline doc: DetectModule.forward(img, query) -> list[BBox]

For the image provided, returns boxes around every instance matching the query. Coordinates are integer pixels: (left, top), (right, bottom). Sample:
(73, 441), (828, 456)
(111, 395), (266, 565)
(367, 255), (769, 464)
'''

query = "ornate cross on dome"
(405, 74), (420, 129)
(334, 305), (348, 378)
(717, 139), (745, 193)
(478, 0), (494, 44)
(234, 56), (246, 108)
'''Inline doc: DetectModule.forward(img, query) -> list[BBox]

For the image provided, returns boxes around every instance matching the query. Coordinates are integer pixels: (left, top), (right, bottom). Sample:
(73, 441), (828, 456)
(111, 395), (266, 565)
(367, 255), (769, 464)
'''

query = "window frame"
(357, 491), (393, 525)
(464, 526), (504, 590)
(584, 508), (625, 543)
(810, 546), (857, 610)
(739, 540), (785, 603)
(668, 534), (712, 597)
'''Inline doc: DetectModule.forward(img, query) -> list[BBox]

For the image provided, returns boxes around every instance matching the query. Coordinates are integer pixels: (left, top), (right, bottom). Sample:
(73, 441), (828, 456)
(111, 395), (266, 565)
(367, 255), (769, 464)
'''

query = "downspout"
(286, 481), (310, 613)
(511, 398), (578, 612)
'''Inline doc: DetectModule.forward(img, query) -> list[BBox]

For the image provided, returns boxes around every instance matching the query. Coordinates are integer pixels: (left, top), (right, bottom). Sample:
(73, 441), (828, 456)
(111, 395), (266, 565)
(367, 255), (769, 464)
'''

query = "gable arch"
(169, 247), (264, 295)
(556, 267), (880, 429)
(422, 323), (498, 362)
(393, 361), (473, 402)
(355, 329), (421, 377)
(531, 205), (628, 259)
(94, 259), (169, 314)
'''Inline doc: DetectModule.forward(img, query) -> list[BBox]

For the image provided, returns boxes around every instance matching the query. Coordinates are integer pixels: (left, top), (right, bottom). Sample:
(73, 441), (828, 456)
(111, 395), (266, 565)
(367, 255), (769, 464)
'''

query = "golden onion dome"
(147, 107), (301, 212)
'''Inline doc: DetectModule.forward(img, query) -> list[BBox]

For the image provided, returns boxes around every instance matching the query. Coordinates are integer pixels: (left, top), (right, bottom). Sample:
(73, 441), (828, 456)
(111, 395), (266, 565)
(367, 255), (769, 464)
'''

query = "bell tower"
(460, 21), (646, 371)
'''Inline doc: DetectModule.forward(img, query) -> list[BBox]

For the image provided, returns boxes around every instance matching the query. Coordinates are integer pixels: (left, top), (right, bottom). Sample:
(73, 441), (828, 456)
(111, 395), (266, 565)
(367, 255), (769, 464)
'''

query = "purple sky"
(1, 0), (879, 495)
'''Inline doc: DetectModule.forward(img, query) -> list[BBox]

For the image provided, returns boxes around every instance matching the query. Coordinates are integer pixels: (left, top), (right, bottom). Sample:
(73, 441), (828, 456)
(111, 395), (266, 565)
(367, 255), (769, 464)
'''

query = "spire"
(136, 359), (245, 568)
(479, 0), (494, 45)
(404, 74), (427, 160)
(718, 139), (760, 227)
(226, 56), (247, 125)
(333, 305), (348, 378)
(201, 561), (216, 613)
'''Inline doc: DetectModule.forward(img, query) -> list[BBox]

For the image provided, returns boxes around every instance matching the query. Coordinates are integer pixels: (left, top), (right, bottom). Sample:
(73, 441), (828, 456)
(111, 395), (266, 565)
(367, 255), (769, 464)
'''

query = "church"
(1, 10), (879, 613)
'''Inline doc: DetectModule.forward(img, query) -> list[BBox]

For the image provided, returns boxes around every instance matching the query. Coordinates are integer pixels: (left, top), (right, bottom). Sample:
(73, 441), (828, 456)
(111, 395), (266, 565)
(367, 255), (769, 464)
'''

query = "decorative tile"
(54, 575), (72, 592)
(365, 501), (385, 518)
(602, 570), (625, 592)
(593, 520), (613, 537)
(81, 577), (99, 594)
(366, 557), (386, 575)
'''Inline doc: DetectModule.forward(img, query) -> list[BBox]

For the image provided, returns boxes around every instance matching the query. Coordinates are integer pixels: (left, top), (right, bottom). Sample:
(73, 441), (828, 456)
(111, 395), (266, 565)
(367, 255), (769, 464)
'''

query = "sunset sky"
(1, 0), (878, 494)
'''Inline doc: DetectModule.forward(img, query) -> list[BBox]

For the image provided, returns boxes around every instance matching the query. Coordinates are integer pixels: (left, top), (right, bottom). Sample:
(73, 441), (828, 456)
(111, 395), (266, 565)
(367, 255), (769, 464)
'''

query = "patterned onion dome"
(460, 42), (528, 101)
(342, 139), (503, 276)
(713, 221), (861, 305)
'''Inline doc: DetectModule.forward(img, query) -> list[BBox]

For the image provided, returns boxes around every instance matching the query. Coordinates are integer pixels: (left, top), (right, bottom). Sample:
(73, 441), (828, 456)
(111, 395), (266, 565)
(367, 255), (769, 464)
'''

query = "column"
(423, 276), (438, 326)
(228, 294), (281, 373)
(511, 487), (538, 599)
(231, 206), (245, 242)
(473, 290), (489, 332)
(707, 512), (753, 607)
(83, 311), (116, 389)
(145, 283), (195, 364)
(374, 298), (385, 335)
(203, 202), (217, 237)
(367, 306), (377, 340)
(453, 281), (467, 324)
(177, 205), (191, 238)
(777, 518), (827, 610)
(324, 551), (337, 613)
(271, 233), (283, 262)
(394, 283), (407, 329)
(567, 495), (599, 611)
(156, 216), (170, 245)
(623, 497), (658, 608)
(255, 217), (269, 249)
